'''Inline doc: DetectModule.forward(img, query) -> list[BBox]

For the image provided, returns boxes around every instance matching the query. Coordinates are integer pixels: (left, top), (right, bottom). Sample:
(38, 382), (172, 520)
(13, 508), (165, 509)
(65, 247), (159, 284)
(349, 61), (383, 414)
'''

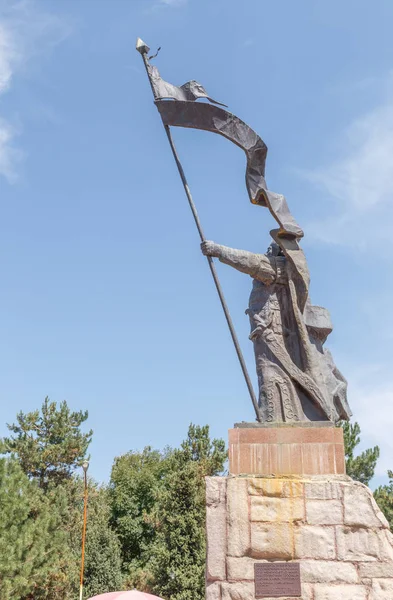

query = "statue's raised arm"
(201, 241), (276, 284)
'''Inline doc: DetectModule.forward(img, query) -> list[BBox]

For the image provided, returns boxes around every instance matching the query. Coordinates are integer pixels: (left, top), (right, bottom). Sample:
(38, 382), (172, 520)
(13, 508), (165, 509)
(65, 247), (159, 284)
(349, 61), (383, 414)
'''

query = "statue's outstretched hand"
(201, 240), (220, 257)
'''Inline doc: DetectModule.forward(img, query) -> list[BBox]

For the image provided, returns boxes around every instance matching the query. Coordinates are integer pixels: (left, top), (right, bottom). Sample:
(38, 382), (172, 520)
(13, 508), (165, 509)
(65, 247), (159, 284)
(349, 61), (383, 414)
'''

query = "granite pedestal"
(206, 425), (393, 600)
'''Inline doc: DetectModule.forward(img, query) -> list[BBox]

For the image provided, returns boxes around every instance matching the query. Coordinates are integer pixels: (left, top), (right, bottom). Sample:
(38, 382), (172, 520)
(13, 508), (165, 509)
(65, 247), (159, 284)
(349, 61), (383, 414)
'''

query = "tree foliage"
(110, 424), (227, 600)
(149, 425), (226, 600)
(150, 459), (206, 600)
(341, 421), (393, 531)
(84, 487), (123, 599)
(1, 399), (229, 600)
(374, 471), (393, 530)
(342, 421), (380, 485)
(0, 457), (65, 599)
(2, 397), (92, 489)
(110, 446), (172, 588)
(1, 398), (122, 600)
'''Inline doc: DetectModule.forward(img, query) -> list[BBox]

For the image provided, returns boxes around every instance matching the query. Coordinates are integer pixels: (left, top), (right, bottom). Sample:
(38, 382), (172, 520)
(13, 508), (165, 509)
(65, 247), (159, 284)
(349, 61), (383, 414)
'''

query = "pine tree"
(0, 457), (65, 599)
(1, 398), (95, 599)
(374, 471), (393, 530)
(179, 424), (227, 476)
(2, 397), (92, 489)
(341, 421), (380, 485)
(2, 399), (126, 598)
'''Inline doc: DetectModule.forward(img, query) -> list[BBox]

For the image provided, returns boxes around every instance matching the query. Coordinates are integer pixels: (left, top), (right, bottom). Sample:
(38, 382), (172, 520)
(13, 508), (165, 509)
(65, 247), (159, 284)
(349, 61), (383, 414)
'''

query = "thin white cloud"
(0, 20), (18, 94)
(159, 0), (188, 6)
(146, 0), (188, 16)
(0, 118), (21, 182)
(298, 74), (393, 250)
(0, 15), (19, 180)
(0, 0), (72, 181)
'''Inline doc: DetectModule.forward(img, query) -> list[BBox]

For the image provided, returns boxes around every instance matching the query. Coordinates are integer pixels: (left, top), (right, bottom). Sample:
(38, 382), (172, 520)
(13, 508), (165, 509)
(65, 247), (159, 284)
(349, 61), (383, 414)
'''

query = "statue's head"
(267, 241), (283, 257)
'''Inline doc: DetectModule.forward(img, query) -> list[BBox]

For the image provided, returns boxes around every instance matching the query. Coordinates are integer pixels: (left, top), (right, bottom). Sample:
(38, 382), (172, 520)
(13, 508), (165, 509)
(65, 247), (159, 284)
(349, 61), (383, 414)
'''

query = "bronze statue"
(137, 38), (352, 423)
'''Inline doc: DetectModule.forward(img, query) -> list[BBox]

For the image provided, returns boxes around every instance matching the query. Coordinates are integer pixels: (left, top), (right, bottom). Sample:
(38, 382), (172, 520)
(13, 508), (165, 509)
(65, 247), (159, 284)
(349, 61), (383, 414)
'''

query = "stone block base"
(206, 475), (393, 600)
(229, 425), (345, 476)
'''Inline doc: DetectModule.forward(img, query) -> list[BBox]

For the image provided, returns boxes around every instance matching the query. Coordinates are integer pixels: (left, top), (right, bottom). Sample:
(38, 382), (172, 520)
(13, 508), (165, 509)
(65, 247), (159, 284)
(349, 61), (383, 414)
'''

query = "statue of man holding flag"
(137, 38), (352, 424)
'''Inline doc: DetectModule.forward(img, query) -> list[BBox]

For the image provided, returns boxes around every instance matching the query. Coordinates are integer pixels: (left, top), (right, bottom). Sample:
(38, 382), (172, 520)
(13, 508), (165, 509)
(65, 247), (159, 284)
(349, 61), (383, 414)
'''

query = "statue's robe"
(248, 276), (323, 422)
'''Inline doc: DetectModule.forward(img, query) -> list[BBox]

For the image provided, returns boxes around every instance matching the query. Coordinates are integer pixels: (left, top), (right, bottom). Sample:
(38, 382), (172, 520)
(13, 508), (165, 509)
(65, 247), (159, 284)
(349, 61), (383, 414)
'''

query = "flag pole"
(136, 38), (261, 422)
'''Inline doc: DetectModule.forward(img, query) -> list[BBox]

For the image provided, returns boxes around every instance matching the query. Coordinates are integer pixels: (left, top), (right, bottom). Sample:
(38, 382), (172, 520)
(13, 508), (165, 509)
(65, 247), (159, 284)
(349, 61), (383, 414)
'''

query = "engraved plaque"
(254, 563), (301, 598)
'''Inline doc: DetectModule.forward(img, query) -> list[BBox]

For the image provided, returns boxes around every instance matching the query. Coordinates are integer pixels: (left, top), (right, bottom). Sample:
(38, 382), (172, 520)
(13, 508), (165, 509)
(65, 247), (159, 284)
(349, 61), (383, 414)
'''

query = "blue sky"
(0, 0), (392, 487)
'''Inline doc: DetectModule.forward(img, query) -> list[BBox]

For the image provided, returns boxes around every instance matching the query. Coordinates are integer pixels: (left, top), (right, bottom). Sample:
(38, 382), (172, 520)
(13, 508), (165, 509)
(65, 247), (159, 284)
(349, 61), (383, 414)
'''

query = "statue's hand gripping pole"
(136, 38), (261, 422)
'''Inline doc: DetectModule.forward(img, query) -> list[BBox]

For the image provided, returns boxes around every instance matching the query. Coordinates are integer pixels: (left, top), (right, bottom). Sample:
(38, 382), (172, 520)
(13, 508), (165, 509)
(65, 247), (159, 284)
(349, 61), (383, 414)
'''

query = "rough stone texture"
(343, 483), (389, 529)
(248, 478), (303, 498)
(227, 478), (250, 557)
(221, 582), (254, 600)
(227, 557), (257, 581)
(206, 474), (393, 600)
(359, 562), (393, 579)
(251, 522), (293, 559)
(206, 582), (221, 600)
(336, 526), (390, 562)
(299, 584), (314, 600)
(294, 526), (336, 560)
(306, 499), (343, 525)
(370, 578), (393, 599)
(300, 560), (358, 583)
(206, 478), (227, 580)
(229, 427), (345, 476)
(305, 480), (342, 500)
(251, 496), (304, 522)
(313, 585), (368, 600)
(207, 477), (227, 506)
